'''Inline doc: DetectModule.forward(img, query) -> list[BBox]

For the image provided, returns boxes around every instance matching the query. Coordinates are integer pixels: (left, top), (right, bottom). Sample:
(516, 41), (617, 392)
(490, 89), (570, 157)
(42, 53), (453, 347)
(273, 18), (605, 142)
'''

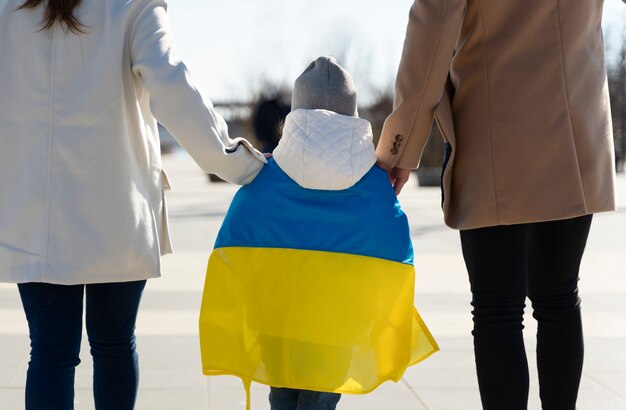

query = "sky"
(167, 0), (626, 103)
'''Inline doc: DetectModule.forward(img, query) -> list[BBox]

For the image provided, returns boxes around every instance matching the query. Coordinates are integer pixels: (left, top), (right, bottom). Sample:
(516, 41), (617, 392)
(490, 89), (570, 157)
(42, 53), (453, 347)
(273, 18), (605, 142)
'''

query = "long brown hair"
(18, 0), (85, 33)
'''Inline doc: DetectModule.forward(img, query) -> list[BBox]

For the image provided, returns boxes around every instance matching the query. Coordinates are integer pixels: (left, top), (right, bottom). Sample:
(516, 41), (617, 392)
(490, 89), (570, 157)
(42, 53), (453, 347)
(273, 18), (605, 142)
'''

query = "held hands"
(376, 161), (412, 196)
(388, 167), (411, 195)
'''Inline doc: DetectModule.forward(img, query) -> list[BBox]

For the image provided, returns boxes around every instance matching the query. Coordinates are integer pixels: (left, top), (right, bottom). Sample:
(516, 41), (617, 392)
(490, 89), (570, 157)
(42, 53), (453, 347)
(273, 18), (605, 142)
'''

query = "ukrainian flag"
(199, 159), (438, 402)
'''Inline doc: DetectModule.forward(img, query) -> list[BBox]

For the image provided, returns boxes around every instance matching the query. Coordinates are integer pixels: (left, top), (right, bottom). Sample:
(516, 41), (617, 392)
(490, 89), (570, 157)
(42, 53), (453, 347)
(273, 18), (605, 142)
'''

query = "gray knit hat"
(292, 56), (358, 117)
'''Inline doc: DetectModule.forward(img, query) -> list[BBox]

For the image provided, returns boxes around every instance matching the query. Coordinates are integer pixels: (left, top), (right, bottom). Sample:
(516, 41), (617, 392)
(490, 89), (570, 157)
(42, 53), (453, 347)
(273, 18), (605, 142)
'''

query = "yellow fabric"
(199, 247), (438, 396)
(242, 378), (251, 410)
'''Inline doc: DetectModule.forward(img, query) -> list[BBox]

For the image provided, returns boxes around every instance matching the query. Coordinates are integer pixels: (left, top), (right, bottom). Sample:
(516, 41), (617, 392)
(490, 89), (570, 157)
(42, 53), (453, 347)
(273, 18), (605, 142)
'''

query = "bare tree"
(360, 89), (393, 147)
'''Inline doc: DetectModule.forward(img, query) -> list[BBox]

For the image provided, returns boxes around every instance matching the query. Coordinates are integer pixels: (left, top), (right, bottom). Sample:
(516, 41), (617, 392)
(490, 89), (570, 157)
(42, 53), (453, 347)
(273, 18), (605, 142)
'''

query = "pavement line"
(584, 372), (626, 402)
(401, 377), (430, 409)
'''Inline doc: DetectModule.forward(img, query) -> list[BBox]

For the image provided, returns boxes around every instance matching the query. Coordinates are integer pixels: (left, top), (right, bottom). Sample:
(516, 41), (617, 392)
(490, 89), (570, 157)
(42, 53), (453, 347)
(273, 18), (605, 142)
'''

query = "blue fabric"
(269, 387), (341, 410)
(18, 280), (146, 410)
(215, 159), (414, 265)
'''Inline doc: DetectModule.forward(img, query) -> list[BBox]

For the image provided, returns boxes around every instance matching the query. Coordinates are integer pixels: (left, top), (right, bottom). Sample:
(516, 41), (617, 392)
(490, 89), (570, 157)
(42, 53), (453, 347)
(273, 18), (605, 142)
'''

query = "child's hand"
(388, 167), (411, 196)
(376, 161), (411, 194)
(375, 160), (391, 173)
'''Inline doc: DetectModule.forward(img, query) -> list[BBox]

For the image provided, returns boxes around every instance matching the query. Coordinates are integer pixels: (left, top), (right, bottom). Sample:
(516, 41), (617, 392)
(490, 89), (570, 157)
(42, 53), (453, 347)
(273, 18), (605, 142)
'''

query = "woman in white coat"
(0, 0), (266, 408)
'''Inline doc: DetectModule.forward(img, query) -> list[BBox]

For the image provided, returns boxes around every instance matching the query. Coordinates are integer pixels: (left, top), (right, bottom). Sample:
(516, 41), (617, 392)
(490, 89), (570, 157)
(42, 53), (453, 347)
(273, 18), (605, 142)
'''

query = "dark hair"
(254, 97), (291, 152)
(18, 0), (84, 33)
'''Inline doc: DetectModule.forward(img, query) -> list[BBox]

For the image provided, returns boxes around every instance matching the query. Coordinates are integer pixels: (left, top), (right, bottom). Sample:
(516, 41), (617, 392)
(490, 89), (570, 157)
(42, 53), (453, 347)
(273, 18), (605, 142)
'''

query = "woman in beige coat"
(377, 1), (621, 409)
(0, 0), (265, 408)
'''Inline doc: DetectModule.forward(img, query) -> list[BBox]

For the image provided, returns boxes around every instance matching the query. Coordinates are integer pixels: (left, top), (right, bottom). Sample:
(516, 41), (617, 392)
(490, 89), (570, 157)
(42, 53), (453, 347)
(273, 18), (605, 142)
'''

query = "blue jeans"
(18, 280), (146, 410)
(269, 387), (340, 410)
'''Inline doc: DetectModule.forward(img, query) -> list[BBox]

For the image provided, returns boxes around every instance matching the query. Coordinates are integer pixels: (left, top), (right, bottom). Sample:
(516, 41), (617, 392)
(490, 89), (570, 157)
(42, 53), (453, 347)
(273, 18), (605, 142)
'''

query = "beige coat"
(377, 0), (621, 230)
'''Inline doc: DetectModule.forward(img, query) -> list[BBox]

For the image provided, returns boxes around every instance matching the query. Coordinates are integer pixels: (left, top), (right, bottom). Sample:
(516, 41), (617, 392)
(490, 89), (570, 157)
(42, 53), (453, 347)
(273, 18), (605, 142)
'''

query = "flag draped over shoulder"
(199, 159), (438, 398)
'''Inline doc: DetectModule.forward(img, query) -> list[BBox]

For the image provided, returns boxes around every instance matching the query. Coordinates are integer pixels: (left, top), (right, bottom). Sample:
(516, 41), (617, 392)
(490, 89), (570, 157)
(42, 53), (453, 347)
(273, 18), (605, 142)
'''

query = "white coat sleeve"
(128, 0), (266, 185)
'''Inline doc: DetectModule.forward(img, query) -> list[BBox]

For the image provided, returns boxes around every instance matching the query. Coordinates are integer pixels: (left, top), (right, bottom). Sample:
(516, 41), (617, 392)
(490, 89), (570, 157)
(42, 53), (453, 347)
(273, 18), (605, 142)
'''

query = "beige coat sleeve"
(376, 0), (466, 170)
(129, 0), (265, 185)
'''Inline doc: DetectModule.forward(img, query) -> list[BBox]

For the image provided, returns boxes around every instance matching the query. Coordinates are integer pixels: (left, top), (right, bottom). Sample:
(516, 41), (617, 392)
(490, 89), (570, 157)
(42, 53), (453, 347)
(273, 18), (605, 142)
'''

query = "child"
(199, 57), (438, 410)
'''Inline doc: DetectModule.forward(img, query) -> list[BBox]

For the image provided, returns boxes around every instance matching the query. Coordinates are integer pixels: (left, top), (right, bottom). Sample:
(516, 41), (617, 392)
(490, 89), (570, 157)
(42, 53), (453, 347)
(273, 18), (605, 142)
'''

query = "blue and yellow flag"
(199, 159), (438, 403)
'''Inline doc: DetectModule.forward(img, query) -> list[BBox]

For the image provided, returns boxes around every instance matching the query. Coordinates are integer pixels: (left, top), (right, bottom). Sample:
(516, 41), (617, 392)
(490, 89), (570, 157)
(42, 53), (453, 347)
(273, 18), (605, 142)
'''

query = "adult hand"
(389, 167), (412, 195)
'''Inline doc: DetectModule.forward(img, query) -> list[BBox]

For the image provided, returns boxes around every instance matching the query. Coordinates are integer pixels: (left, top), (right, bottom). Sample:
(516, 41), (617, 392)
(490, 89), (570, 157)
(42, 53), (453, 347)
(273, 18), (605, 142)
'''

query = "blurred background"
(160, 0), (626, 178)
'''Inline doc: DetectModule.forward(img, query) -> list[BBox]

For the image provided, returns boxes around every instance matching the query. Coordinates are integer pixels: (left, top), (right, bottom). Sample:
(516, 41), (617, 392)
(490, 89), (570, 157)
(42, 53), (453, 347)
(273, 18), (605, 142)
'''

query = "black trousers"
(460, 215), (593, 410)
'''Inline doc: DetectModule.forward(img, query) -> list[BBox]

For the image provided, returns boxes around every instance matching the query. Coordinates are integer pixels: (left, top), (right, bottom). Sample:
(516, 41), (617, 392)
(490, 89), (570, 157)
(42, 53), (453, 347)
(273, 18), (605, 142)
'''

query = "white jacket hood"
(273, 109), (376, 190)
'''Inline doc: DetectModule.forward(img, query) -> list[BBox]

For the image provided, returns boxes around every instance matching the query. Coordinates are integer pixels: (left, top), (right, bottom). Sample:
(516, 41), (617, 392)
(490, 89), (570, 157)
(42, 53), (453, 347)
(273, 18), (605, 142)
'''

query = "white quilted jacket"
(274, 110), (377, 191)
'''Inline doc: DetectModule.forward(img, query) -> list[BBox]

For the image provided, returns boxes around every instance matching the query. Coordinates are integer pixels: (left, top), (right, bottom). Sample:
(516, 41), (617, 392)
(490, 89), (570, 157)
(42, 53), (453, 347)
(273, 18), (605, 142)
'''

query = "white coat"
(0, 0), (266, 284)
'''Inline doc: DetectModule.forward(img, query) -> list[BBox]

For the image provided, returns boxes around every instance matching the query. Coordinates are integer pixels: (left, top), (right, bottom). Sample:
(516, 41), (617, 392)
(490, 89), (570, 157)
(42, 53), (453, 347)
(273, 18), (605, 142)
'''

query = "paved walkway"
(1, 152), (625, 409)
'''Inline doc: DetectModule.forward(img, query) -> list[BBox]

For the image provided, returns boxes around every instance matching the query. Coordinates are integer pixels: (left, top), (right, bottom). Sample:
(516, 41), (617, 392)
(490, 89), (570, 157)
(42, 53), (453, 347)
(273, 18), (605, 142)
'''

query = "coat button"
(390, 135), (403, 155)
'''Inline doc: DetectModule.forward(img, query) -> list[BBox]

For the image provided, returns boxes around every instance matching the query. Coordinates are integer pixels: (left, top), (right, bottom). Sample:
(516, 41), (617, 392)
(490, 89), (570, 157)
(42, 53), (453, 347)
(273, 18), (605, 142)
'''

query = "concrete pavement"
(1, 151), (625, 409)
